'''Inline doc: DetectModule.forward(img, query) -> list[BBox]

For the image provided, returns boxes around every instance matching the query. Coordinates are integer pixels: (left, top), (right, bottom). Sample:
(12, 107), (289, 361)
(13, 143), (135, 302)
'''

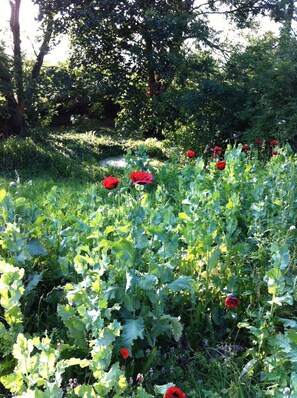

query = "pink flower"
(241, 144), (249, 151)
(130, 171), (153, 185)
(210, 146), (223, 158)
(272, 150), (278, 156)
(255, 139), (262, 145)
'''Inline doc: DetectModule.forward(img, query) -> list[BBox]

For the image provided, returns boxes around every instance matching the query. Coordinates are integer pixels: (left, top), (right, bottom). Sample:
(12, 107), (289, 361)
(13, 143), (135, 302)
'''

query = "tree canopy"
(0, 0), (297, 144)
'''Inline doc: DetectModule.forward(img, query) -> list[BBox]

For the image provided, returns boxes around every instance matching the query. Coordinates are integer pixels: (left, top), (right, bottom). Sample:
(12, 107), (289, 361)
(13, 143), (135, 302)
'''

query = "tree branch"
(31, 14), (54, 79)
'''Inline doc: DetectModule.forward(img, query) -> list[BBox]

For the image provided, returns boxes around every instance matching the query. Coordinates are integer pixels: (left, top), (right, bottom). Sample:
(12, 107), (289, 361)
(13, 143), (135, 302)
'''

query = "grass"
(0, 124), (168, 182)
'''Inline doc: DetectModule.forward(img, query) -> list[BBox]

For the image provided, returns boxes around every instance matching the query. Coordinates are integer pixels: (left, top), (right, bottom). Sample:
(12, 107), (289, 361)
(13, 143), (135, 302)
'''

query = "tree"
(224, 30), (297, 142)
(44, 0), (213, 137)
(0, 0), (56, 135)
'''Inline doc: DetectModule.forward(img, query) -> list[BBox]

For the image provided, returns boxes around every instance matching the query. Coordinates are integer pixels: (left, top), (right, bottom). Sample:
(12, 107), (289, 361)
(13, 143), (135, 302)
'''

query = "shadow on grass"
(0, 127), (128, 182)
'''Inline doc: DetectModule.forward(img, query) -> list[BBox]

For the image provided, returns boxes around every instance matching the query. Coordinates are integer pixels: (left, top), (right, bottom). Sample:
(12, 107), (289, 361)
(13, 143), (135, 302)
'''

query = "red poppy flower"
(216, 161), (226, 170)
(255, 139), (262, 145)
(241, 144), (249, 151)
(270, 139), (278, 147)
(210, 146), (223, 158)
(130, 171), (153, 185)
(272, 150), (278, 155)
(164, 386), (186, 398)
(120, 348), (130, 359)
(186, 150), (195, 158)
(224, 295), (239, 308)
(102, 176), (120, 190)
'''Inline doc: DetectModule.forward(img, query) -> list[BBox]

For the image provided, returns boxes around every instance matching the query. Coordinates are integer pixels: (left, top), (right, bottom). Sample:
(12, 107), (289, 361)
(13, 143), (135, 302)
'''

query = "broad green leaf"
(160, 315), (183, 342)
(288, 330), (297, 345)
(94, 363), (122, 393)
(27, 239), (47, 256)
(207, 247), (221, 272)
(271, 334), (291, 353)
(122, 317), (144, 346)
(112, 239), (135, 267)
(167, 276), (194, 292)
(0, 372), (24, 393)
(137, 274), (158, 290)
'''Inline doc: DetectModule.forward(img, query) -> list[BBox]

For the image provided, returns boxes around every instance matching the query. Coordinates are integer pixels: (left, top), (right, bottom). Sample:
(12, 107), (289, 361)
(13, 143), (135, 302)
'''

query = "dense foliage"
(0, 144), (296, 397)
(1, 0), (297, 144)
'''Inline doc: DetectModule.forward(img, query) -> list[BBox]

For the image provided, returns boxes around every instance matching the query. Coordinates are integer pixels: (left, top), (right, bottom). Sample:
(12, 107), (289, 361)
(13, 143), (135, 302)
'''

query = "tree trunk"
(32, 14), (54, 79)
(5, 1), (55, 135)
(9, 0), (25, 135)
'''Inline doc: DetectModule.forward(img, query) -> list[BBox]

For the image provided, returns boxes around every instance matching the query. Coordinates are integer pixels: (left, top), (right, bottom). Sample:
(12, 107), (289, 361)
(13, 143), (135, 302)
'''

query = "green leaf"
(167, 276), (194, 292)
(207, 247), (221, 272)
(0, 372), (24, 394)
(178, 212), (191, 221)
(27, 238), (47, 256)
(155, 383), (175, 395)
(112, 239), (135, 267)
(137, 274), (158, 290)
(122, 317), (144, 346)
(170, 317), (183, 342)
(74, 384), (97, 397)
(290, 372), (297, 391)
(25, 272), (43, 294)
(240, 359), (258, 378)
(0, 189), (6, 203)
(288, 330), (297, 345)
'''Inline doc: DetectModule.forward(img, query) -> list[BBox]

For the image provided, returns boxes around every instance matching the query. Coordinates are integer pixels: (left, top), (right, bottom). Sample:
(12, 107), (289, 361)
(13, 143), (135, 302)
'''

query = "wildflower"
(164, 386), (186, 398)
(216, 161), (226, 170)
(255, 139), (262, 145)
(210, 146), (223, 158)
(241, 144), (249, 152)
(102, 176), (120, 190)
(224, 295), (239, 309)
(136, 373), (143, 384)
(272, 150), (278, 155)
(186, 150), (195, 158)
(120, 347), (130, 359)
(130, 171), (153, 185)
(270, 139), (278, 147)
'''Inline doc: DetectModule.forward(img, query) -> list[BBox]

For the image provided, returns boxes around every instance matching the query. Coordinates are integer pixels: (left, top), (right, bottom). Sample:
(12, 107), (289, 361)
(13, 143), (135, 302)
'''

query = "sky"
(0, 0), (69, 64)
(0, 0), (281, 65)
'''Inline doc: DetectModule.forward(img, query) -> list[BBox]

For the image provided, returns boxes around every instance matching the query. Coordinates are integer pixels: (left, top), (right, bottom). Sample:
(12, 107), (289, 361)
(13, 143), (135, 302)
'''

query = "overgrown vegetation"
(0, 142), (296, 397)
(0, 127), (167, 180)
